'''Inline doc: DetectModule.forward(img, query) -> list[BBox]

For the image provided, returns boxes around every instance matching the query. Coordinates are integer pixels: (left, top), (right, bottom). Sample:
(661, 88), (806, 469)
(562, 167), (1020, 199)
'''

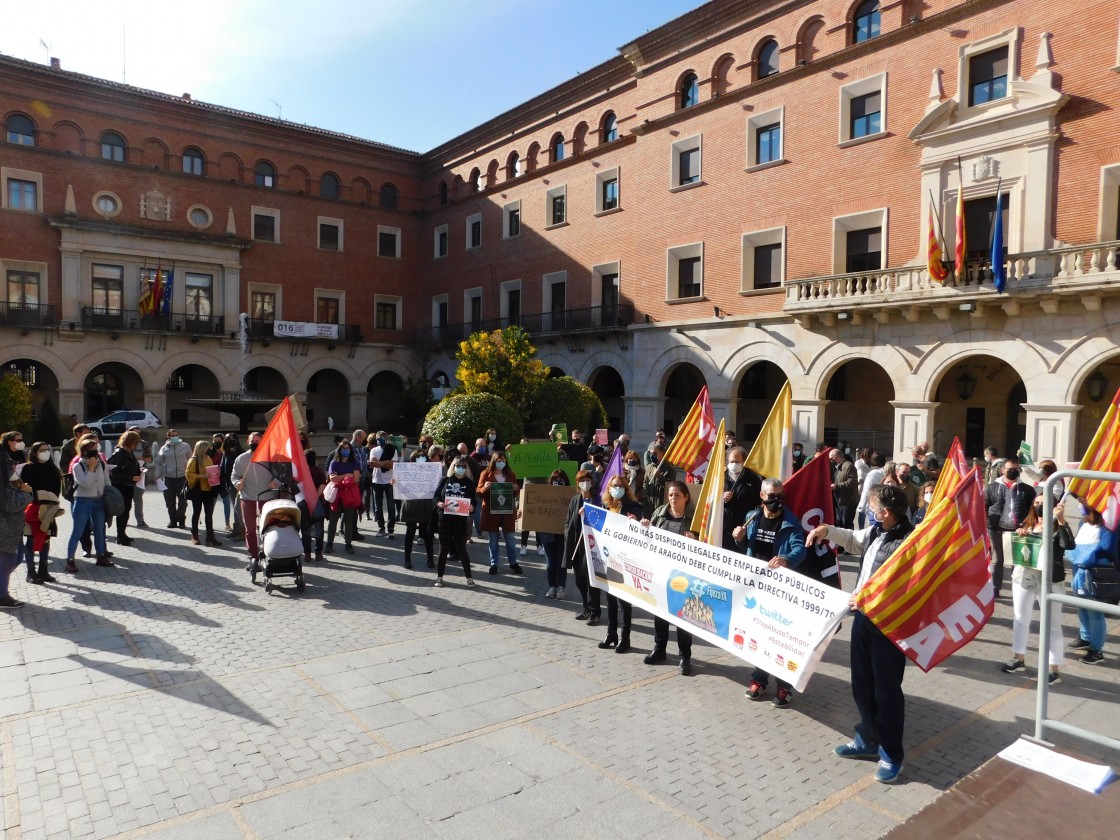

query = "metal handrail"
(1035, 469), (1120, 753)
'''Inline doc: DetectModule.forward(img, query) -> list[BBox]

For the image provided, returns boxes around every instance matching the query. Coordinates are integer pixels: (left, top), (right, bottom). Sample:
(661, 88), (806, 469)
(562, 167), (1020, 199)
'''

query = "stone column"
(60, 252), (83, 325)
(891, 401), (940, 462)
(1022, 404), (1081, 464)
(626, 397), (666, 446)
(792, 399), (827, 449)
(709, 398), (737, 439)
(349, 392), (368, 432)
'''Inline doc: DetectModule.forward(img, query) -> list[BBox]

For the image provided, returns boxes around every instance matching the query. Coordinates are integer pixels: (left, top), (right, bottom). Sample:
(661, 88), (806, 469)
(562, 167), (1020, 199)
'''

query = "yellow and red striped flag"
(954, 169), (967, 280)
(690, 418), (726, 544)
(1067, 384), (1120, 528)
(927, 205), (949, 283)
(928, 436), (967, 508)
(855, 465), (991, 672)
(664, 385), (717, 480)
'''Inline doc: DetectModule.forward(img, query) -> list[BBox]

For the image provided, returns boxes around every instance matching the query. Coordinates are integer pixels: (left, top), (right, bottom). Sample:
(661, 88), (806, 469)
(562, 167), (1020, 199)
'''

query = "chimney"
(182, 93), (191, 101)
(50, 57), (61, 70)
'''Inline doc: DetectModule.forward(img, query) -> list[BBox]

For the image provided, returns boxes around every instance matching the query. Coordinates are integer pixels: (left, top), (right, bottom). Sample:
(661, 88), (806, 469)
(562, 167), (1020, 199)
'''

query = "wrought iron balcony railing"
(0, 302), (57, 327)
(417, 304), (636, 347)
(80, 308), (226, 334)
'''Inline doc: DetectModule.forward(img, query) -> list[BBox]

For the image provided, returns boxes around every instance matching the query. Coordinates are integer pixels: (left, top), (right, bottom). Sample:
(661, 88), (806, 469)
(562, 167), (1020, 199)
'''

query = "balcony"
(783, 241), (1120, 323)
(418, 304), (636, 348)
(80, 308), (226, 335)
(247, 319), (363, 343)
(0, 302), (57, 328)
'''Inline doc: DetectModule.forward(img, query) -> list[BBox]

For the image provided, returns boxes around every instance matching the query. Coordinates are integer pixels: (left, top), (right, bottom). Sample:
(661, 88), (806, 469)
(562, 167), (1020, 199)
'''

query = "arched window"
(757, 40), (780, 78)
(797, 17), (825, 64)
(182, 146), (205, 175)
(320, 172), (340, 199)
(6, 113), (35, 146)
(853, 1), (881, 44)
(255, 160), (276, 188)
(712, 55), (735, 96)
(679, 73), (699, 109)
(469, 167), (482, 193)
(507, 151), (521, 179)
(601, 112), (618, 143)
(379, 183), (398, 208)
(439, 181), (449, 205)
(550, 133), (565, 163)
(101, 131), (126, 162)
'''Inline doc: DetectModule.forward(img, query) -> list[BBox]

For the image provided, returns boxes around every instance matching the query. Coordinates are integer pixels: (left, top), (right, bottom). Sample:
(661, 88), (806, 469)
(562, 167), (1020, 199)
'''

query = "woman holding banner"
(565, 469), (600, 624)
(598, 474), (643, 652)
(642, 481), (698, 675)
(541, 469), (570, 599)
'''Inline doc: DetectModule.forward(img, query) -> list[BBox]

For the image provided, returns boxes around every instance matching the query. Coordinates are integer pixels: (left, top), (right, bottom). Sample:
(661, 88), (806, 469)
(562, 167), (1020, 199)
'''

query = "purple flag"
(597, 443), (625, 506)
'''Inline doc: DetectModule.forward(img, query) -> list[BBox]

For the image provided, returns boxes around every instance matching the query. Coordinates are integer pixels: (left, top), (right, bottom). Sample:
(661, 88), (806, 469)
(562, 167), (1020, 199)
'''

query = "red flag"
(954, 166), (967, 280)
(251, 397), (319, 514)
(783, 448), (841, 587)
(1068, 384), (1120, 528)
(856, 466), (992, 672)
(927, 205), (949, 282)
(663, 385), (716, 481)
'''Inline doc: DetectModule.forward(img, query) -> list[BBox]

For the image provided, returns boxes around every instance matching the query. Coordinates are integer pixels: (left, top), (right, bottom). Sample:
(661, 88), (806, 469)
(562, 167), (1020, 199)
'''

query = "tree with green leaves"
(455, 327), (549, 415)
(421, 392), (523, 450)
(526, 376), (607, 438)
(0, 373), (33, 433)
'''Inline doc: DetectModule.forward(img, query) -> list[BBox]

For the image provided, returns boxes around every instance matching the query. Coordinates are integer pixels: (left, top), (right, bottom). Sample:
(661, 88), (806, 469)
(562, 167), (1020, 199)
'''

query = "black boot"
(615, 629), (631, 654)
(597, 632), (619, 649)
(37, 557), (56, 583)
(643, 646), (667, 665)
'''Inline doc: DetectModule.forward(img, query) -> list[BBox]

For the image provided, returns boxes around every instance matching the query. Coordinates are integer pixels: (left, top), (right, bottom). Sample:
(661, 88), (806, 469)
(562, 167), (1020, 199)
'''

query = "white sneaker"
(434, 578), (443, 587)
(545, 586), (557, 598)
(556, 587), (566, 600)
(466, 578), (476, 588)
(537, 544), (544, 555)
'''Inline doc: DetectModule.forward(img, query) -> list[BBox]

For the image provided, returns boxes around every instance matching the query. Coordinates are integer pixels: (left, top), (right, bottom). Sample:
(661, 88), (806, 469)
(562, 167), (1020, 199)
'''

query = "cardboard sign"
(519, 483), (578, 533)
(595, 428), (609, 445)
(393, 462), (443, 500)
(489, 482), (516, 514)
(444, 497), (471, 516)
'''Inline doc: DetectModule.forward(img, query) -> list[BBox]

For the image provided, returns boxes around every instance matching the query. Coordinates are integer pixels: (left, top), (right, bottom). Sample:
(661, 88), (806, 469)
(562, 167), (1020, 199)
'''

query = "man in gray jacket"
(231, 431), (279, 562)
(154, 429), (191, 528)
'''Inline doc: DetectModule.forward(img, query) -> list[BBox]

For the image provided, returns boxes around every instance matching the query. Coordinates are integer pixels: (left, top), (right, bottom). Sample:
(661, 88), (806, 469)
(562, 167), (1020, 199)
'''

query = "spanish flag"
(663, 385), (717, 480)
(927, 205), (949, 283)
(856, 466), (991, 672)
(1067, 384), (1120, 528)
(690, 418), (726, 545)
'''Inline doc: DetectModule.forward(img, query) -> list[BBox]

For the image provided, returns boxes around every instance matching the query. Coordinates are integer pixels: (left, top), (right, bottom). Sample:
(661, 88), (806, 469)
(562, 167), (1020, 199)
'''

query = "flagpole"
(955, 156), (965, 282)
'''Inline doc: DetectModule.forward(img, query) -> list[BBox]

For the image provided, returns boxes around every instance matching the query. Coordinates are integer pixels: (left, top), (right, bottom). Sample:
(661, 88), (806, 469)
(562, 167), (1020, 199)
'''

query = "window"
(679, 73), (700, 109)
(1098, 164), (1120, 242)
(182, 147), (205, 176)
(968, 46), (1009, 106)
(317, 296), (340, 324)
(543, 271), (567, 331)
(546, 185), (567, 226)
(507, 152), (521, 180)
(7, 271), (40, 306)
(374, 296), (401, 330)
(140, 267), (169, 313)
(741, 228), (785, 291)
(434, 223), (448, 258)
(255, 161), (276, 188)
(746, 107), (784, 169)
(377, 225), (401, 258)
(470, 168), (482, 193)
(500, 280), (522, 326)
(318, 218), (342, 251)
(671, 135), (702, 189)
(6, 113), (35, 146)
(466, 213), (482, 249)
(833, 208), (888, 273)
(184, 273), (213, 318)
(252, 207), (279, 242)
(101, 132), (126, 162)
(667, 243), (704, 300)
(757, 40), (779, 78)
(439, 181), (448, 205)
(601, 112), (618, 143)
(92, 265), (123, 313)
(187, 204), (212, 229)
(596, 167), (620, 214)
(963, 193), (1009, 260)
(839, 74), (887, 145)
(320, 173), (340, 199)
(250, 290), (276, 321)
(853, 1), (880, 44)
(379, 183), (398, 209)
(550, 134), (565, 163)
(464, 289), (483, 333)
(503, 201), (521, 238)
(757, 124), (781, 165)
(6, 178), (36, 211)
(594, 264), (621, 326)
(92, 191), (121, 218)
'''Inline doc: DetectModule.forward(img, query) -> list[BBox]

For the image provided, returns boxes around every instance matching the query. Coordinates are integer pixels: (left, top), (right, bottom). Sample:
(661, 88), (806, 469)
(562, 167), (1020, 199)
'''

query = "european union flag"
(583, 503), (608, 533)
(991, 192), (1006, 293)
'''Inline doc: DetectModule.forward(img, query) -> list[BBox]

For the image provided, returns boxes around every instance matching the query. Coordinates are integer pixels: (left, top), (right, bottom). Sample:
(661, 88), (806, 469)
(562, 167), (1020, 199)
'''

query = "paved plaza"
(1, 490), (1118, 840)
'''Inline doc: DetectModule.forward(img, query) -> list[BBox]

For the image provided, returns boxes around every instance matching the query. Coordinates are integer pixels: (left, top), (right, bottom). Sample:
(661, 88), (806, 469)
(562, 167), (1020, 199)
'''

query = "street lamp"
(1087, 369), (1109, 402)
(956, 370), (976, 401)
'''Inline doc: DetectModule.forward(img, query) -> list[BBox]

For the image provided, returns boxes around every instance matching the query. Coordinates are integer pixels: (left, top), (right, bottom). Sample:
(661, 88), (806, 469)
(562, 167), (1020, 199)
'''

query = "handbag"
(102, 484), (125, 517)
(184, 458), (203, 502)
(322, 482), (340, 504)
(1089, 563), (1120, 603)
(4, 482), (31, 514)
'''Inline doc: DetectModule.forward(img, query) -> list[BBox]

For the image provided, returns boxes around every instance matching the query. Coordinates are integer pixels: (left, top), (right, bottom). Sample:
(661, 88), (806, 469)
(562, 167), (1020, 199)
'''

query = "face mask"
(82, 450), (97, 459)
(843, 447), (850, 455)
(578, 481), (592, 492)
(13, 441), (25, 451)
(727, 462), (743, 477)
(488, 434), (496, 442)
(248, 441), (258, 451)
(552, 480), (565, 486)
(650, 455), (660, 465)
(478, 446), (488, 455)
(495, 460), (506, 470)
(1005, 468), (1020, 480)
(37, 451), (51, 463)
(924, 492), (933, 505)
(763, 498), (783, 513)
(1033, 506), (1043, 516)
(340, 449), (350, 457)
(626, 462), (638, 471)
(1080, 503), (1090, 517)
(872, 509), (886, 524)
(377, 437), (386, 446)
(454, 467), (466, 477)
(609, 486), (626, 499)
(793, 448), (802, 456)
(168, 437), (180, 445)
(416, 455), (427, 463)
(619, 442), (629, 452)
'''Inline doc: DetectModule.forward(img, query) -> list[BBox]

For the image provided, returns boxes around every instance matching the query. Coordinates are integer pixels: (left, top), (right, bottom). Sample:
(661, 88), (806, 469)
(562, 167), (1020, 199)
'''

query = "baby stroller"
(250, 497), (306, 593)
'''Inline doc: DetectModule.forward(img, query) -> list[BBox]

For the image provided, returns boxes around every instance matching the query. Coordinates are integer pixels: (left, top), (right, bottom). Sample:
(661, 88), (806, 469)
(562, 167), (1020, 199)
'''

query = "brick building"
(3, 0), (1120, 462)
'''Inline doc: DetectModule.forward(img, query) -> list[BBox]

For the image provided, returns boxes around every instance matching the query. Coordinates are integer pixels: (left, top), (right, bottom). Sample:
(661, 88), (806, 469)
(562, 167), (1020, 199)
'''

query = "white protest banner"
(581, 505), (849, 691)
(393, 462), (443, 500)
(272, 320), (339, 339)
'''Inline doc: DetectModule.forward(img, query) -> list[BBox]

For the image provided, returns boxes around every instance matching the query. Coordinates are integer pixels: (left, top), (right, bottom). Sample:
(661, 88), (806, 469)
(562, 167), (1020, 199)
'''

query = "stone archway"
(663, 363), (706, 439)
(366, 370), (405, 434)
(2, 358), (60, 424)
(734, 361), (787, 451)
(84, 362), (144, 420)
(165, 364), (221, 428)
(932, 354), (1027, 460)
(306, 368), (351, 431)
(588, 365), (624, 435)
(820, 358), (895, 453)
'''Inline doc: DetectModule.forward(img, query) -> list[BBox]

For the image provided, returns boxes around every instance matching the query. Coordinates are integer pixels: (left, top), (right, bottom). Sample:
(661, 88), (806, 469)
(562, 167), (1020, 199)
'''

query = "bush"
(30, 398), (67, 446)
(456, 327), (548, 415)
(0, 373), (32, 434)
(526, 377), (607, 438)
(421, 392), (524, 450)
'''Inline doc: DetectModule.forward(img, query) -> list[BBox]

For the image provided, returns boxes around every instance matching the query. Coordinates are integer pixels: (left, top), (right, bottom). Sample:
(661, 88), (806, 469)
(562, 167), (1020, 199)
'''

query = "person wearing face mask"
(791, 442), (806, 472)
(597, 475), (643, 652)
(401, 448), (436, 569)
(540, 469), (572, 598)
(0, 431), (33, 607)
(21, 441), (62, 585)
(327, 441), (362, 554)
(912, 481), (937, 524)
(565, 470), (601, 624)
(829, 448), (859, 529)
(623, 451), (645, 501)
(65, 434), (112, 573)
(641, 443), (675, 520)
(107, 431), (142, 547)
(642, 481), (698, 674)
(1067, 501), (1119, 664)
(368, 430), (397, 540)
(231, 432), (279, 564)
(128, 428), (153, 528)
(154, 429), (192, 529)
(477, 451), (522, 575)
(1001, 496), (1072, 682)
(433, 457), (477, 587)
(984, 457), (1035, 599)
(806, 484), (914, 785)
(734, 478), (807, 707)
(723, 447), (762, 551)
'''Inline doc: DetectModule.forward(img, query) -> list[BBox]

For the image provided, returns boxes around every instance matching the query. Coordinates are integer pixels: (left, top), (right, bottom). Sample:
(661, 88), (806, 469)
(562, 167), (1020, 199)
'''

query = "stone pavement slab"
(1, 497), (1118, 839)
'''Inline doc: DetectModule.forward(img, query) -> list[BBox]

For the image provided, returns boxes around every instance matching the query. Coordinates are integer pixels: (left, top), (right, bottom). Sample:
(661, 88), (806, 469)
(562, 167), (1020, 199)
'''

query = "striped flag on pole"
(663, 385), (717, 481)
(1067, 384), (1120, 528)
(954, 161), (967, 280)
(927, 205), (949, 283)
(689, 418), (726, 545)
(928, 436), (967, 508)
(855, 466), (991, 672)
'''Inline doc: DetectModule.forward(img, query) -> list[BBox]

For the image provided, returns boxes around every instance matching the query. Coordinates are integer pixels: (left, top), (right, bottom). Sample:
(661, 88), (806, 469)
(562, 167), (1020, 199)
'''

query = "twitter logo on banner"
(744, 596), (758, 609)
(583, 504), (608, 532)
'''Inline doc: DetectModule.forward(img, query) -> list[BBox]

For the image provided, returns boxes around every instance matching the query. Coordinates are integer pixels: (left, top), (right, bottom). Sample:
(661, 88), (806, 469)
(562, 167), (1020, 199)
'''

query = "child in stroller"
(251, 497), (306, 593)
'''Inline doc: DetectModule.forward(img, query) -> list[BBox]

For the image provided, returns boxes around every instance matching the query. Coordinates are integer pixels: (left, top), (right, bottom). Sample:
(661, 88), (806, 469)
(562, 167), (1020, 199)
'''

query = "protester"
(642, 480), (697, 675)
(129, 427), (153, 527)
(1068, 502), (1119, 664)
(807, 484), (914, 784)
(327, 440), (362, 554)
(221, 434), (244, 538)
(723, 446), (762, 550)
(433, 456), (477, 587)
(232, 431), (278, 564)
(107, 430), (141, 547)
(734, 478), (807, 707)
(302, 449), (328, 563)
(185, 440), (222, 547)
(401, 448), (436, 570)
(984, 457), (1034, 599)
(21, 441), (61, 584)
(368, 431), (397, 539)
(155, 429), (191, 529)
(597, 474), (642, 653)
(540, 469), (571, 599)
(0, 431), (33, 607)
(565, 469), (601, 625)
(477, 451), (522, 575)
(66, 435), (111, 572)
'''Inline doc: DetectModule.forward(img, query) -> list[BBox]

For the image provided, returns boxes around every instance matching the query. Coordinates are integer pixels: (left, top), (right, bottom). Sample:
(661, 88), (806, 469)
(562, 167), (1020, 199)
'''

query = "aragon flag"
(1067, 384), (1120, 529)
(663, 385), (717, 481)
(855, 465), (991, 672)
(927, 205), (949, 283)
(928, 436), (967, 508)
(251, 396), (319, 515)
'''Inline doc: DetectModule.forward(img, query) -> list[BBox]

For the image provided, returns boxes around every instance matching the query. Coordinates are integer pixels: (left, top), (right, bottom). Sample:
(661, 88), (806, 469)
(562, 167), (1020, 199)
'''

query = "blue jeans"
(487, 529), (519, 568)
(67, 497), (107, 560)
(0, 551), (20, 599)
(1077, 606), (1106, 651)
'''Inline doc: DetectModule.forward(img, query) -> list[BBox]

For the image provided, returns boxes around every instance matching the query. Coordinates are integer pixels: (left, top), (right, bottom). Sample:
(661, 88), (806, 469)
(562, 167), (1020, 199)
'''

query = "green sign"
(550, 423), (568, 445)
(490, 482), (516, 515)
(1017, 441), (1034, 466)
(389, 435), (406, 451)
(507, 442), (564, 478)
(1011, 533), (1042, 569)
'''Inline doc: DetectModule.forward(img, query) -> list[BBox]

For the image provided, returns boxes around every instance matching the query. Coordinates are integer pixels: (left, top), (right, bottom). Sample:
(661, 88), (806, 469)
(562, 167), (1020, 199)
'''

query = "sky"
(1, 0), (703, 153)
